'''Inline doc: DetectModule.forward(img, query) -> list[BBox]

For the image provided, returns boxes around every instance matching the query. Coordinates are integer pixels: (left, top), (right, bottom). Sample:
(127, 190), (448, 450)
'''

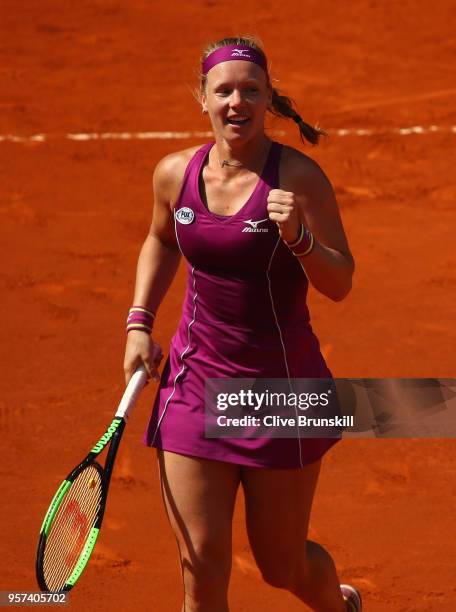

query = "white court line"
(0, 126), (456, 143)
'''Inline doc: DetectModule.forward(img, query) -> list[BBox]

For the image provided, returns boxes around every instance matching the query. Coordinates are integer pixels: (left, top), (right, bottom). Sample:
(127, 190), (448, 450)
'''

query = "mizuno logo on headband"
(202, 44), (268, 76)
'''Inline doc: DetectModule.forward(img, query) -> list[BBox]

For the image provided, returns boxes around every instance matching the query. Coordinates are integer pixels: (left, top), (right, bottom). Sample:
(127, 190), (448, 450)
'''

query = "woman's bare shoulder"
(151, 145), (205, 207)
(279, 144), (331, 192)
(153, 145), (204, 195)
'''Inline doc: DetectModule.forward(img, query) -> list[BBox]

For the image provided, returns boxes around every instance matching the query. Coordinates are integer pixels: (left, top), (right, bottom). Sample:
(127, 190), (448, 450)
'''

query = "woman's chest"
(199, 171), (260, 216)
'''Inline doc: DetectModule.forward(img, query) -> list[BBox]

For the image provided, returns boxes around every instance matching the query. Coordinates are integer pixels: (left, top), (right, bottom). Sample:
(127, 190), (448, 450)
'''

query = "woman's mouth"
(226, 116), (250, 126)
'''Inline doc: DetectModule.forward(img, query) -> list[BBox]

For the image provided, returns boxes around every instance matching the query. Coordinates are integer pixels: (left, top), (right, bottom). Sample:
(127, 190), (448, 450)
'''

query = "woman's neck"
(211, 134), (271, 175)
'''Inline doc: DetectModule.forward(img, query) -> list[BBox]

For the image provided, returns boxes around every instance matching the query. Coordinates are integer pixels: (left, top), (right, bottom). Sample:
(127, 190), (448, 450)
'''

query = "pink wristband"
(285, 224), (305, 248)
(284, 223), (314, 256)
(126, 305), (155, 334)
(292, 232), (315, 257)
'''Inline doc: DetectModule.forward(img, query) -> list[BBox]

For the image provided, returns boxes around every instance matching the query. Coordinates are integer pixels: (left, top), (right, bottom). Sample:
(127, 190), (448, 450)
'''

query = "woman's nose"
(229, 89), (243, 108)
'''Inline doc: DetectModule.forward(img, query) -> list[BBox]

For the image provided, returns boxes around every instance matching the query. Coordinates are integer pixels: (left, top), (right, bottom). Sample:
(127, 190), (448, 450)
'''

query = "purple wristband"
(126, 306), (155, 334)
(284, 224), (314, 257)
(292, 231), (315, 257)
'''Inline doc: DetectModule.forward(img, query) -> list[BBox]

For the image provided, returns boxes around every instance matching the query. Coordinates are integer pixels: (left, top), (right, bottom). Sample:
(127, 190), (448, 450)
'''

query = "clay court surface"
(1, 1), (455, 610)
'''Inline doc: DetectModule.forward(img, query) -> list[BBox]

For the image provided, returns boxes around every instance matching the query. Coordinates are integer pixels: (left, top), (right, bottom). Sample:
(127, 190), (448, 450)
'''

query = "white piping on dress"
(150, 215), (198, 445)
(266, 237), (304, 468)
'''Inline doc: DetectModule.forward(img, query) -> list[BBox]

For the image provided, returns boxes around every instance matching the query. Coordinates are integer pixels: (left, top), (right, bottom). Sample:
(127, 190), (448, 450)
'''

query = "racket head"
(36, 460), (107, 592)
(36, 366), (147, 591)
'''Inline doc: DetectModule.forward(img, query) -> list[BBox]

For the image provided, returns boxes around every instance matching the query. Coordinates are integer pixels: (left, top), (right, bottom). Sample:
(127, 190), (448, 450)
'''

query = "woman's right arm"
(123, 154), (184, 385)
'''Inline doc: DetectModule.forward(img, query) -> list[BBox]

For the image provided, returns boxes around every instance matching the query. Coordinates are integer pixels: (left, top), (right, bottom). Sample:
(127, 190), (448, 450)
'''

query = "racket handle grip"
(115, 364), (148, 421)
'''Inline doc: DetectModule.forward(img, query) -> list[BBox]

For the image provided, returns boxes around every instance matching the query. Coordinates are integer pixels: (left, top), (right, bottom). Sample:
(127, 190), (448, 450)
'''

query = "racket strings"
(44, 469), (102, 590)
(44, 467), (102, 590)
(43, 465), (103, 591)
(44, 483), (100, 590)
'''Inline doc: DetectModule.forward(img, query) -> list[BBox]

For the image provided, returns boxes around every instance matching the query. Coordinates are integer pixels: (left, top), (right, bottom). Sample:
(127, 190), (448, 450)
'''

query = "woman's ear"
(201, 90), (208, 114)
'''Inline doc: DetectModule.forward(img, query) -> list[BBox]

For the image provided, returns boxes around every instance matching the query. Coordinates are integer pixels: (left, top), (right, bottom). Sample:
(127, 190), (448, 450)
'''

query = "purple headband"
(202, 44), (268, 76)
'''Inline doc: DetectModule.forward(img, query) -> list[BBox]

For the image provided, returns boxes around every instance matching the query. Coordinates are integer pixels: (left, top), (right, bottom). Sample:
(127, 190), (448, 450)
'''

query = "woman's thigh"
(240, 458), (321, 583)
(157, 450), (241, 572)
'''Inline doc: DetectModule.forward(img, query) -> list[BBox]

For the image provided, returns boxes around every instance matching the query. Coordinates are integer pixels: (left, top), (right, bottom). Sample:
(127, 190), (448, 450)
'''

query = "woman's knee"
(257, 546), (312, 592)
(180, 538), (232, 595)
(257, 554), (303, 590)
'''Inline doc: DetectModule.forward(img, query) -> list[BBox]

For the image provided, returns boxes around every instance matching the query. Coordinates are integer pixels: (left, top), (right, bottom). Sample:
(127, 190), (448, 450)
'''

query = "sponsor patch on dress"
(175, 207), (195, 224)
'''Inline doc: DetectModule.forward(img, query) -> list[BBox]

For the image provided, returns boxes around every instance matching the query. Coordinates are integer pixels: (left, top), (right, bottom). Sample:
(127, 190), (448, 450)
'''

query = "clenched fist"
(267, 189), (301, 244)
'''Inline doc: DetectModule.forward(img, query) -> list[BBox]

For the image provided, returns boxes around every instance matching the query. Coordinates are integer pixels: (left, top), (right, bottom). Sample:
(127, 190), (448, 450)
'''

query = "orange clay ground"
(1, 1), (455, 610)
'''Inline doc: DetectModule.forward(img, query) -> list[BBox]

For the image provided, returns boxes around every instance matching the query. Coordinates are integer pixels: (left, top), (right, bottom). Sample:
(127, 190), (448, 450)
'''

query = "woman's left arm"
(267, 154), (355, 302)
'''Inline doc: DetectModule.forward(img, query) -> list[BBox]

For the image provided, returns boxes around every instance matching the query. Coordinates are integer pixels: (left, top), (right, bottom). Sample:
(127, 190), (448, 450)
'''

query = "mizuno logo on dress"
(175, 207), (195, 224)
(242, 218), (269, 233)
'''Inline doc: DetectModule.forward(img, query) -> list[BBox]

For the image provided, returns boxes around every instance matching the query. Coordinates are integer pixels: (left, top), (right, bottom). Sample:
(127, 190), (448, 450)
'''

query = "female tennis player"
(124, 36), (360, 612)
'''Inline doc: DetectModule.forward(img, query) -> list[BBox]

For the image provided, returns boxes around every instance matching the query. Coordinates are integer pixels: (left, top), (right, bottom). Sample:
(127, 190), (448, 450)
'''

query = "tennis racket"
(36, 365), (148, 592)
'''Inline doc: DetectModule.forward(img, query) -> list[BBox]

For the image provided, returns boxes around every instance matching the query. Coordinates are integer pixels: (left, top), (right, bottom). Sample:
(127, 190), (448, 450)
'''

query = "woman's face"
(201, 60), (272, 143)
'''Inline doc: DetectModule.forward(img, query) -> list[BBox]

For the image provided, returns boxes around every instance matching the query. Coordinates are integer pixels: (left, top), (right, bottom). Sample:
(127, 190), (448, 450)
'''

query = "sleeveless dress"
(143, 140), (340, 468)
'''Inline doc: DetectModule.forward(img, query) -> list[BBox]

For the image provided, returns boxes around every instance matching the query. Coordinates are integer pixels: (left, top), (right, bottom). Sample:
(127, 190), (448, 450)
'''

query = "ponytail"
(270, 88), (327, 146)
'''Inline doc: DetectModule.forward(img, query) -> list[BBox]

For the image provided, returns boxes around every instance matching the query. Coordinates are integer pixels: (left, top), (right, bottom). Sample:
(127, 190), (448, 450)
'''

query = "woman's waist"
(181, 297), (310, 331)
(175, 306), (313, 347)
(169, 317), (328, 378)
(181, 276), (310, 329)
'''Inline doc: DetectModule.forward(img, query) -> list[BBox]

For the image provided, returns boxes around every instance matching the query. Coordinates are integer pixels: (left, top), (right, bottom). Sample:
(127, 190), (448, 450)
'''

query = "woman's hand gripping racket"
(36, 365), (148, 592)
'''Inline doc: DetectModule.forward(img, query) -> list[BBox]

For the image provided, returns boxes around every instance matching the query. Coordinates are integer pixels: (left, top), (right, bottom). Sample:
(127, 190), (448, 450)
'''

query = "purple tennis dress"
(143, 140), (340, 468)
